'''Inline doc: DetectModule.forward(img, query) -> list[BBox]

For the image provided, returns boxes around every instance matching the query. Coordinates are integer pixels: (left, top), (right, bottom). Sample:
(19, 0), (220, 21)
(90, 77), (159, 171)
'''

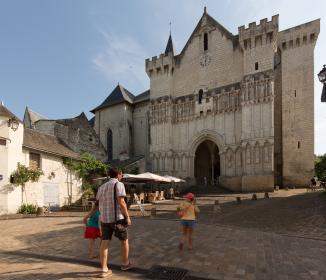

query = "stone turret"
(238, 15), (278, 75)
(145, 34), (175, 100)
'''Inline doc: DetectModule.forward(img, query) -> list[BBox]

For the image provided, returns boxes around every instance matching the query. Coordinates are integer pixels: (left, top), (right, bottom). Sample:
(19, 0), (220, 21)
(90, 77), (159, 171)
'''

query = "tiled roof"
(91, 84), (135, 113)
(0, 104), (22, 122)
(23, 128), (79, 159)
(25, 107), (47, 125)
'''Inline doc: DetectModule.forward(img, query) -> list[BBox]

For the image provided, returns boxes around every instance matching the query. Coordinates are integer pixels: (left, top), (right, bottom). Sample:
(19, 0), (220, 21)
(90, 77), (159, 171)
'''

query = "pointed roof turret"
(164, 33), (175, 55)
(90, 84), (135, 113)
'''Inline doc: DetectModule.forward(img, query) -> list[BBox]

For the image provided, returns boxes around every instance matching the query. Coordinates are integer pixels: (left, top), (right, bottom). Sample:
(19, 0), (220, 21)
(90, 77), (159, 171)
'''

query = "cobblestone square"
(0, 190), (325, 280)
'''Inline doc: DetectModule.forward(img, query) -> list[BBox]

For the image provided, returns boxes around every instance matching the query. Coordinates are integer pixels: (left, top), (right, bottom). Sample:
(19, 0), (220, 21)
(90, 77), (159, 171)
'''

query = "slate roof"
(91, 85), (150, 113)
(88, 116), (95, 127)
(134, 90), (150, 104)
(91, 84), (135, 113)
(164, 33), (175, 55)
(107, 155), (145, 168)
(0, 103), (22, 122)
(24, 107), (47, 127)
(23, 128), (80, 159)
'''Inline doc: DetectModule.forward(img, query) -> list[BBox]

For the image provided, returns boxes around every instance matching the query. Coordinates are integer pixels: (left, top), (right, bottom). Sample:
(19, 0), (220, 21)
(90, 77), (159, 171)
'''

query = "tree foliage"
(315, 154), (326, 179)
(11, 163), (43, 187)
(64, 153), (108, 181)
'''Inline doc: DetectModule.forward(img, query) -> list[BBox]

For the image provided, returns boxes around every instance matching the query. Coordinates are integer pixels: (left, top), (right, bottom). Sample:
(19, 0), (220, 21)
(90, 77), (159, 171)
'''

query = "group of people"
(83, 167), (200, 278)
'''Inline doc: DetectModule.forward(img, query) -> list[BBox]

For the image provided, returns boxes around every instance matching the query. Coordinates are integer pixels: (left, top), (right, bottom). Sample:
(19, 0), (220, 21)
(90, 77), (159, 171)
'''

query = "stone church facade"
(92, 8), (320, 191)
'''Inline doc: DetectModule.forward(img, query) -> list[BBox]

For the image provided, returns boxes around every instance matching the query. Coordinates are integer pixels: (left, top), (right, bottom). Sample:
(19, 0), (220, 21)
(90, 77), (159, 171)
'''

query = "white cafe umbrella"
(163, 175), (186, 183)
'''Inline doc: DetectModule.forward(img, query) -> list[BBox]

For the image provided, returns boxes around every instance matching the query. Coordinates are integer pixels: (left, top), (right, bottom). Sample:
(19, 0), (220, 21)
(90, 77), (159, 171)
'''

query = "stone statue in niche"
(255, 146), (260, 163)
(246, 146), (251, 164)
(264, 145), (270, 163)
(236, 149), (242, 166)
(227, 151), (233, 168)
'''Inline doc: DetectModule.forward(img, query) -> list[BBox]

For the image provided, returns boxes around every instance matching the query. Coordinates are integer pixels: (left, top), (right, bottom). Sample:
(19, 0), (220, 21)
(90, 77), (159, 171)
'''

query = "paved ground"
(1, 189), (326, 280)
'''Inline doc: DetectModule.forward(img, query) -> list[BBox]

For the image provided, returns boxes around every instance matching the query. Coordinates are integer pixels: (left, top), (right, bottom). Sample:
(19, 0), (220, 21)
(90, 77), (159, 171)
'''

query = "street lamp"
(318, 65), (326, 102)
(7, 117), (19, 131)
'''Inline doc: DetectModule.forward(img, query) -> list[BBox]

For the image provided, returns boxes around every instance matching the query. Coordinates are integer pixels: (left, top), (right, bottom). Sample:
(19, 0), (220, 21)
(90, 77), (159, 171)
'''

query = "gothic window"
(107, 128), (113, 160)
(204, 33), (208, 51)
(199, 89), (203, 104)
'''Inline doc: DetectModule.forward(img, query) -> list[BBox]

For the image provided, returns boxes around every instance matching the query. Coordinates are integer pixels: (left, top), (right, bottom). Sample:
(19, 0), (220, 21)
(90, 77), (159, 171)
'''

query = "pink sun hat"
(184, 192), (195, 200)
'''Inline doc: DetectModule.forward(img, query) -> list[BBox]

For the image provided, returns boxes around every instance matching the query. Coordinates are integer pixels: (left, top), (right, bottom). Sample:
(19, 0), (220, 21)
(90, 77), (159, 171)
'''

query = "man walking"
(96, 167), (132, 277)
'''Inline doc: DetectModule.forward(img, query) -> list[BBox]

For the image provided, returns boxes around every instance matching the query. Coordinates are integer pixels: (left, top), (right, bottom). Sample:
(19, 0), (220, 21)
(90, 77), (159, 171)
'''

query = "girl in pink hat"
(176, 192), (200, 250)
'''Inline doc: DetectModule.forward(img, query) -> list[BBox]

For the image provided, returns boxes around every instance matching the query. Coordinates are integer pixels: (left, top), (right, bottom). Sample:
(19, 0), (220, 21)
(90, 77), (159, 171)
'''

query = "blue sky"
(0, 0), (325, 154)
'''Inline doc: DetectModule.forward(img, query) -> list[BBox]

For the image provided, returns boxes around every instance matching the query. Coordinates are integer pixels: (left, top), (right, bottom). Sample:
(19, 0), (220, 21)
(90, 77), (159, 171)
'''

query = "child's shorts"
(181, 220), (195, 228)
(84, 226), (101, 239)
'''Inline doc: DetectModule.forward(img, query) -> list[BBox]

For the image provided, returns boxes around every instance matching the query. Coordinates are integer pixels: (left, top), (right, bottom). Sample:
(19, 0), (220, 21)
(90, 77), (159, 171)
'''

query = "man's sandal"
(121, 262), (133, 271)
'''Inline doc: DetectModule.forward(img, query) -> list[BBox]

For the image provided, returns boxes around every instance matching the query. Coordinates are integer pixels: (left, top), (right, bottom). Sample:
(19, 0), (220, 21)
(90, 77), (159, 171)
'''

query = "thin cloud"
(92, 28), (149, 93)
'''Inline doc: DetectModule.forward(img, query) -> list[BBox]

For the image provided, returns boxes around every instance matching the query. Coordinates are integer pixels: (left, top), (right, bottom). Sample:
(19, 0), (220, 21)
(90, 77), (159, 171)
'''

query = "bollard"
(285, 186), (289, 191)
(236, 197), (241, 204)
(150, 207), (156, 217)
(275, 185), (279, 191)
(213, 200), (222, 213)
(252, 194), (257, 200)
(264, 192), (269, 199)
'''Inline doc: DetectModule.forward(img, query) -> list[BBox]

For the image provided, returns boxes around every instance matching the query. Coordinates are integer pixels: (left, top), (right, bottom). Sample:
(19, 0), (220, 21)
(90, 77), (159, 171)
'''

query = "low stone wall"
(241, 174), (274, 192)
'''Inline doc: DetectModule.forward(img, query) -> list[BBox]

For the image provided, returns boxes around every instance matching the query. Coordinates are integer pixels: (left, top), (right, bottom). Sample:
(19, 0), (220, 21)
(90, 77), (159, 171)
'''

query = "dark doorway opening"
(194, 140), (220, 185)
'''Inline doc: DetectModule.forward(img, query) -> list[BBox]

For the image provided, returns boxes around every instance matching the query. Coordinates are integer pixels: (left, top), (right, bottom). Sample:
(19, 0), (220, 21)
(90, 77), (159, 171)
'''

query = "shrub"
(82, 188), (95, 199)
(17, 203), (38, 214)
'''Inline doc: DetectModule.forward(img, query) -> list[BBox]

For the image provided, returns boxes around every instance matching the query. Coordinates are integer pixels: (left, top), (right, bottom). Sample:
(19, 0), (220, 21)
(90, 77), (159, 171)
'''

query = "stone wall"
(278, 20), (320, 187)
(94, 103), (134, 160)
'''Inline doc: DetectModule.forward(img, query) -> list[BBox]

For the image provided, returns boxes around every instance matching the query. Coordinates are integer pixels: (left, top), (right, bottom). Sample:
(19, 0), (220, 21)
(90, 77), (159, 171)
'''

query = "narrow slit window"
(199, 89), (203, 104)
(294, 90), (296, 97)
(204, 33), (208, 51)
(255, 62), (259, 71)
(298, 141), (301, 149)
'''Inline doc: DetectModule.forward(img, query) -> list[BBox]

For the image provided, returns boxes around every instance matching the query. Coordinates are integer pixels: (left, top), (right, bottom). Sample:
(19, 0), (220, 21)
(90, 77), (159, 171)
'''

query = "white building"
(0, 103), (82, 215)
(92, 9), (320, 191)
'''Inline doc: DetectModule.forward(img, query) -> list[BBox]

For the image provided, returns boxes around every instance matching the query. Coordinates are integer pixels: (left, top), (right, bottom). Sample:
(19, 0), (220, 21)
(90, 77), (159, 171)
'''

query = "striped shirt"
(96, 178), (126, 223)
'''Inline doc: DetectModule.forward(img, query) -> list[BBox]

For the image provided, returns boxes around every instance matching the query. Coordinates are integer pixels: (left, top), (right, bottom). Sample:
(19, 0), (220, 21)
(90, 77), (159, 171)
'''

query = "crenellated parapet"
(145, 52), (175, 77)
(278, 19), (320, 51)
(238, 15), (279, 51)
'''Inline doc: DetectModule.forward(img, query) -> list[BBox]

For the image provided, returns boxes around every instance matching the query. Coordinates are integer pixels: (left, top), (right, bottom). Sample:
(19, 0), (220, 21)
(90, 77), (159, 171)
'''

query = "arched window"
(199, 89), (203, 104)
(204, 33), (208, 51)
(107, 129), (113, 160)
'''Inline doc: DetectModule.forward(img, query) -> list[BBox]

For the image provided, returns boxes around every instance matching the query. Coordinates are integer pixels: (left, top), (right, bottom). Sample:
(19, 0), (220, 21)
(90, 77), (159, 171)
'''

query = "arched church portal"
(194, 140), (220, 185)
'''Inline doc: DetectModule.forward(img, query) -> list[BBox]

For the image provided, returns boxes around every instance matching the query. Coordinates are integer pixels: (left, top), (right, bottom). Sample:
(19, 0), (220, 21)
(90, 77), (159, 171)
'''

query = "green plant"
(315, 154), (326, 179)
(64, 153), (108, 182)
(17, 203), (38, 214)
(11, 163), (44, 204)
(81, 188), (95, 199)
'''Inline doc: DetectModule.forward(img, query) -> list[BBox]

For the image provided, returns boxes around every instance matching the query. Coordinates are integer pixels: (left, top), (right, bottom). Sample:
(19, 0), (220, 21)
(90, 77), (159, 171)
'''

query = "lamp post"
(318, 65), (326, 102)
(7, 117), (19, 131)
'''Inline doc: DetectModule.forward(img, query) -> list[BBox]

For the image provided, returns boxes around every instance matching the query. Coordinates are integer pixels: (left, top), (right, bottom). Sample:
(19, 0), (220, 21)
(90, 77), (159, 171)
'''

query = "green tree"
(11, 163), (44, 205)
(315, 154), (326, 179)
(64, 153), (109, 194)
